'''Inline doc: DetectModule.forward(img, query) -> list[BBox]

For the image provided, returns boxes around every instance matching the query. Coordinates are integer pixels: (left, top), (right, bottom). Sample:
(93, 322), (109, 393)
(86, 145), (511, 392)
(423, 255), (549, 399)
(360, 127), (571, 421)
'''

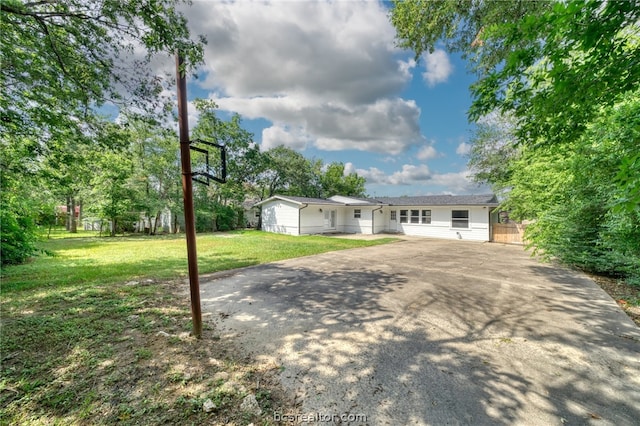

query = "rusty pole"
(175, 52), (202, 339)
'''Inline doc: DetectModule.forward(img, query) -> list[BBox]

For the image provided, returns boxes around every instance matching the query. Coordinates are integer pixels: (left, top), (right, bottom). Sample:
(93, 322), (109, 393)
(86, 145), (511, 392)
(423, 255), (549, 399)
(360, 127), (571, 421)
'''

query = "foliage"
(467, 112), (519, 192)
(0, 0), (205, 262)
(0, 133), (54, 264)
(320, 162), (367, 198)
(255, 146), (366, 200)
(0, 199), (37, 265)
(391, 0), (640, 282)
(1, 0), (205, 138)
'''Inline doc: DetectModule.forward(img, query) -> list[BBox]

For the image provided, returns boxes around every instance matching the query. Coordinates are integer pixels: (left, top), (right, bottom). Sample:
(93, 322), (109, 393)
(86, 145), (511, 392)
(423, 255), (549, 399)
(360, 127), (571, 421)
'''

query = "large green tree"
(1, 0), (204, 137)
(0, 0), (205, 264)
(391, 0), (640, 281)
(392, 0), (639, 203)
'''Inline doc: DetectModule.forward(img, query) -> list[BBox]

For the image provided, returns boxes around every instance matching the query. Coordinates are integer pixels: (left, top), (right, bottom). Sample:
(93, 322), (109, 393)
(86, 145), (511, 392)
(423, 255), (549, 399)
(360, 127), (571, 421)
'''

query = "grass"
(2, 230), (396, 293)
(0, 230), (397, 425)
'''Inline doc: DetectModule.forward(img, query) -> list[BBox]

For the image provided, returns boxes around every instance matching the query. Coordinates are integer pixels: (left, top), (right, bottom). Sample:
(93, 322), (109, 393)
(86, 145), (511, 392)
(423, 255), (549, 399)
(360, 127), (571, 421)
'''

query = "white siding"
(372, 208), (386, 234)
(343, 207), (374, 234)
(260, 200), (300, 235)
(299, 207), (326, 235)
(394, 206), (491, 241)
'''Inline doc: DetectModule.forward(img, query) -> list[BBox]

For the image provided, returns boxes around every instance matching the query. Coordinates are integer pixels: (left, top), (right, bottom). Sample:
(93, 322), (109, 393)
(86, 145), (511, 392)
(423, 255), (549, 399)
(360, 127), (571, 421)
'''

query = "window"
(421, 210), (431, 224)
(451, 210), (469, 228)
(399, 210), (408, 223)
(254, 211), (261, 218)
(390, 211), (397, 221)
(354, 209), (361, 219)
(410, 210), (420, 223)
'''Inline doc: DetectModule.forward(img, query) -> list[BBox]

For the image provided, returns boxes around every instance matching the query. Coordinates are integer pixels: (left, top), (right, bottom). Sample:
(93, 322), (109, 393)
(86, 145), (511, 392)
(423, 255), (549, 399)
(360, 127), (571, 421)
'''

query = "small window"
(410, 210), (420, 223)
(451, 210), (469, 228)
(399, 210), (408, 223)
(354, 209), (361, 219)
(390, 211), (397, 221)
(254, 211), (261, 218)
(421, 210), (431, 224)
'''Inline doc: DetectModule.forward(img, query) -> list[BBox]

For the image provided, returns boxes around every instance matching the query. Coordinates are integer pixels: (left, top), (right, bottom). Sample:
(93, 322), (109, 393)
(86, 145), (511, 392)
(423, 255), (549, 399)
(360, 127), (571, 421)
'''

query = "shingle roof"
(282, 196), (344, 205)
(369, 194), (499, 206)
(253, 195), (343, 207)
(255, 194), (499, 208)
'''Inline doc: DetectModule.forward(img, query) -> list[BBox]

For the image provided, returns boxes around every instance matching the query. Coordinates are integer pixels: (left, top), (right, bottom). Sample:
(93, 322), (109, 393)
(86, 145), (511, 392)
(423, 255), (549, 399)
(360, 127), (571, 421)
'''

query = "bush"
(213, 205), (239, 232)
(1, 205), (37, 265)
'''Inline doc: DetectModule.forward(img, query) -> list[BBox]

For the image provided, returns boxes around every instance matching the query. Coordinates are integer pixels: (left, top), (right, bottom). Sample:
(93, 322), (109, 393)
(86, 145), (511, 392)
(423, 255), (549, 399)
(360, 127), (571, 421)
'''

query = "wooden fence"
(492, 223), (527, 245)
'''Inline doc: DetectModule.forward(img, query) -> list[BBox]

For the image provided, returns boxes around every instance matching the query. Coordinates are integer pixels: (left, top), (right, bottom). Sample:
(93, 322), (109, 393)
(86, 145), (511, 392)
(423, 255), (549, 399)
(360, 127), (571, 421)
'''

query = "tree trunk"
(172, 212), (179, 234)
(110, 217), (116, 237)
(78, 199), (83, 231)
(70, 197), (77, 233)
(66, 196), (72, 231)
(154, 211), (162, 234)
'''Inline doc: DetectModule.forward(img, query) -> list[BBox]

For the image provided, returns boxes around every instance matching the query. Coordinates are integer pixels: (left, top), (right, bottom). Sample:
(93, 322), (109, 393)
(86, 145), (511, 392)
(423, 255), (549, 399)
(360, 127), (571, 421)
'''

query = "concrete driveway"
(199, 238), (640, 425)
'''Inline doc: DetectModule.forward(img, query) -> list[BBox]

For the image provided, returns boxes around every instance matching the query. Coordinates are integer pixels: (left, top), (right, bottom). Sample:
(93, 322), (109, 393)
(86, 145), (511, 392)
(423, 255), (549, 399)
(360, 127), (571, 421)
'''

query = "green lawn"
(2, 230), (397, 292)
(0, 230), (397, 425)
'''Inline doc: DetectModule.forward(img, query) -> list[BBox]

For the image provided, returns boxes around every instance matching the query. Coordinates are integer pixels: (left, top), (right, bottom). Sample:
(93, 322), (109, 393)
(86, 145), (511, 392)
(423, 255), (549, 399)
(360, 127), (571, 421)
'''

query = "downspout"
(298, 203), (309, 235)
(371, 205), (383, 234)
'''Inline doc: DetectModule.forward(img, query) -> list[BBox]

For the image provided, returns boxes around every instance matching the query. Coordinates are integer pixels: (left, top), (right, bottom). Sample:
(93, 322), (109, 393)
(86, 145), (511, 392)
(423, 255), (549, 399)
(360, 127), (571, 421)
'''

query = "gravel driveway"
(200, 238), (640, 425)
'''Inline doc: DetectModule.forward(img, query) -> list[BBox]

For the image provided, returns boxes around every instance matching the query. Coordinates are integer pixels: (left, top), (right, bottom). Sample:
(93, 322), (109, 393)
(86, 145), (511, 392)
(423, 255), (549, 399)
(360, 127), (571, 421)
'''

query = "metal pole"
(175, 52), (202, 339)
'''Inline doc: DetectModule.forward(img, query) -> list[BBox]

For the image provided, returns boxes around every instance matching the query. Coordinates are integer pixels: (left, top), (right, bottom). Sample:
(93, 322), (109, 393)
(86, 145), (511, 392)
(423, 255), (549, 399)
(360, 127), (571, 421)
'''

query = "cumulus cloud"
(422, 49), (454, 87)
(261, 125), (311, 151)
(416, 143), (439, 160)
(179, 1), (423, 155)
(218, 96), (424, 154)
(456, 142), (471, 155)
(351, 164), (488, 194)
(389, 164), (432, 185)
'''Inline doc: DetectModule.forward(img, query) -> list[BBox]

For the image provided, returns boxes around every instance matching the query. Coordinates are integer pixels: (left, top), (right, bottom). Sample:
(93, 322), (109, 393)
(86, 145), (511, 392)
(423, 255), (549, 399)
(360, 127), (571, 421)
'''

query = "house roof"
(255, 193), (499, 208)
(253, 195), (344, 207)
(369, 194), (499, 206)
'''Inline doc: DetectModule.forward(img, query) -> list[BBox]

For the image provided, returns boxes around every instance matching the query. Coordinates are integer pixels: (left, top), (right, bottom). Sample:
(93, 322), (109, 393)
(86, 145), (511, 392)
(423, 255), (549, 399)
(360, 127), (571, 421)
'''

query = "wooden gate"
(492, 223), (527, 245)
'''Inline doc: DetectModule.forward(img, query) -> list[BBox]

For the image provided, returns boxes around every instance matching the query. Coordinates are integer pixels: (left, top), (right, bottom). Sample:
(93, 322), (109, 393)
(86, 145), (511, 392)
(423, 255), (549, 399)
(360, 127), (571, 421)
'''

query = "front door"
(324, 209), (336, 230)
(389, 210), (397, 231)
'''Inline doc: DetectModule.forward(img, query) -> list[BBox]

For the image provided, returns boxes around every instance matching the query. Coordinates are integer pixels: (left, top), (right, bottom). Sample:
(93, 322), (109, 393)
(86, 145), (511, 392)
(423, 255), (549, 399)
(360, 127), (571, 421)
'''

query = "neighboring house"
(242, 199), (261, 228)
(254, 194), (500, 241)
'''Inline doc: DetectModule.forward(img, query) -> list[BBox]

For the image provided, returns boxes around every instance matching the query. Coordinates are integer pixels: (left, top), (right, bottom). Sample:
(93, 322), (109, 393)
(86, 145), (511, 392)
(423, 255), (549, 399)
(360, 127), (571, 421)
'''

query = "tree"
(191, 100), (261, 207)
(255, 146), (320, 199)
(392, 0), (640, 206)
(391, 0), (640, 282)
(466, 112), (520, 194)
(122, 113), (182, 234)
(89, 150), (136, 236)
(320, 162), (366, 198)
(1, 0), (205, 139)
(0, 0), (205, 262)
(507, 94), (640, 282)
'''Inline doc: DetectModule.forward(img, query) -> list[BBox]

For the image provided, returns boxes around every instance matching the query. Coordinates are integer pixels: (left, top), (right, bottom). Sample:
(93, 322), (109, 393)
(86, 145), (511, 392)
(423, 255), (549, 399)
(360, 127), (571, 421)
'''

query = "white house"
(254, 194), (500, 241)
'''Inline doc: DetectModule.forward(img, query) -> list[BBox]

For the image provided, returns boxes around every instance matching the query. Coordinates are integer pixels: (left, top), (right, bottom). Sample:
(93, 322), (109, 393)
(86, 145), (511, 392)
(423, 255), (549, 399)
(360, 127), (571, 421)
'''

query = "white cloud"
(353, 164), (489, 194)
(261, 125), (311, 151)
(389, 164), (432, 185)
(416, 143), (439, 160)
(422, 49), (454, 87)
(456, 142), (471, 155)
(344, 162), (357, 175)
(218, 96), (425, 155)
(179, 1), (424, 155)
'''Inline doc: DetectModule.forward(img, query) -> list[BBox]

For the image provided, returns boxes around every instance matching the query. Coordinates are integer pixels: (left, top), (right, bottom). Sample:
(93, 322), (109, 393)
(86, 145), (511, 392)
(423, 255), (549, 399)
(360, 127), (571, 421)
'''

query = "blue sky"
(175, 0), (490, 197)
